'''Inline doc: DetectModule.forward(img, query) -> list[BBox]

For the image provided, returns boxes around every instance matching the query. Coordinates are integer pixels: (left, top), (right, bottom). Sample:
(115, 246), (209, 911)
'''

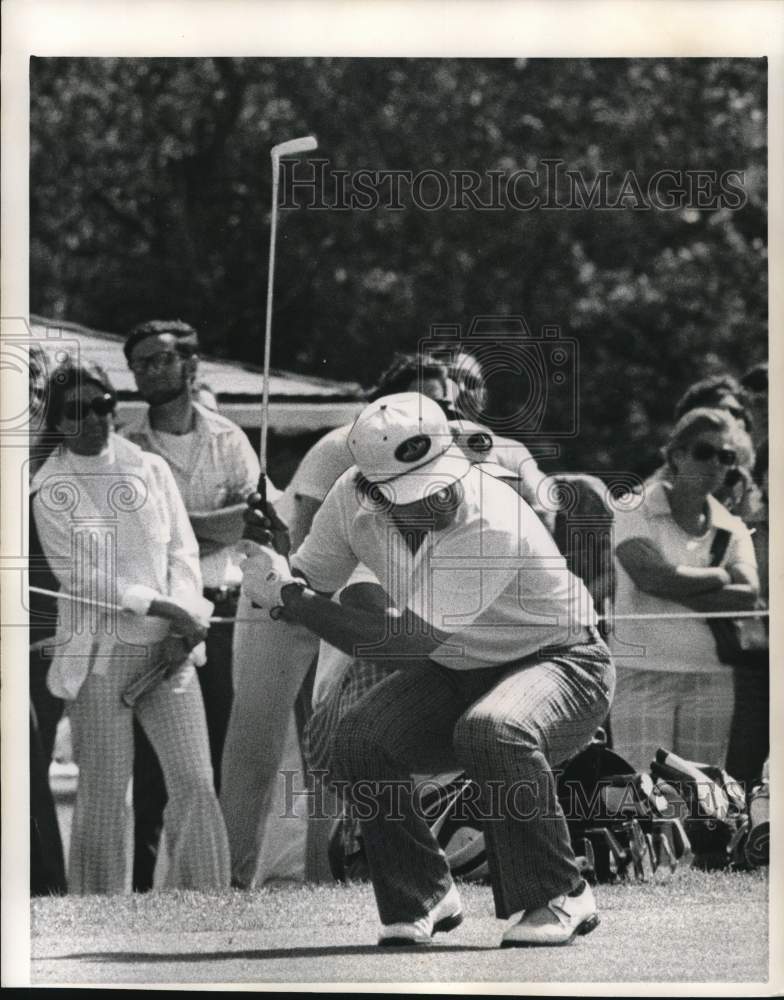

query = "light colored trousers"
(610, 665), (735, 772)
(327, 633), (615, 924)
(67, 643), (230, 895)
(219, 593), (320, 887)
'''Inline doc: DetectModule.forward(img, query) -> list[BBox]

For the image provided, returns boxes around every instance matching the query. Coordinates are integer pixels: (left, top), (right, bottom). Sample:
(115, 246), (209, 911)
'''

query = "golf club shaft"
(257, 155), (280, 505)
(255, 135), (317, 508)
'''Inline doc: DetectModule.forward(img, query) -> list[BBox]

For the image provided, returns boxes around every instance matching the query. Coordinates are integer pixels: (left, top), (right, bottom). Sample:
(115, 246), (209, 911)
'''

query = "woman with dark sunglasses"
(608, 408), (759, 771)
(31, 360), (230, 894)
(636, 375), (754, 516)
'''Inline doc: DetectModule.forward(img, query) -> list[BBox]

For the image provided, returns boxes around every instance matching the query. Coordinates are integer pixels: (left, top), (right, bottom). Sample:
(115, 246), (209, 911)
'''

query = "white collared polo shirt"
(610, 479), (757, 673)
(290, 464), (596, 669)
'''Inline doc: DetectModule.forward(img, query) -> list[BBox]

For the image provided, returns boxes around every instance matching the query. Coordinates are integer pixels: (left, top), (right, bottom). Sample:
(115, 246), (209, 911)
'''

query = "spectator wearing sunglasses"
(609, 408), (759, 771)
(31, 360), (230, 894)
(647, 374), (758, 521)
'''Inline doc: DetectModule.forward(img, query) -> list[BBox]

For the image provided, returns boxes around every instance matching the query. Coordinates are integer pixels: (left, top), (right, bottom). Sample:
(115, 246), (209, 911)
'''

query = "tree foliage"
(30, 57), (767, 474)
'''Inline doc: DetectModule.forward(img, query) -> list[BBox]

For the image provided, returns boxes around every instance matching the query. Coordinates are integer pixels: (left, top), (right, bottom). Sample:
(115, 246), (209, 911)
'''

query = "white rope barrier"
(604, 609), (768, 622)
(28, 585), (769, 625)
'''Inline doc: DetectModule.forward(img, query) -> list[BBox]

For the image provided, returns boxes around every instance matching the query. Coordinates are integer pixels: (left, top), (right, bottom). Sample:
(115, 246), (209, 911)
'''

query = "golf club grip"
(255, 472), (267, 507)
(241, 472), (270, 543)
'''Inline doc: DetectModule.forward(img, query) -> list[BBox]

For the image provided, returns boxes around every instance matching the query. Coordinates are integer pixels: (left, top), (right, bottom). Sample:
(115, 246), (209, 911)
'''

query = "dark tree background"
(30, 57), (767, 475)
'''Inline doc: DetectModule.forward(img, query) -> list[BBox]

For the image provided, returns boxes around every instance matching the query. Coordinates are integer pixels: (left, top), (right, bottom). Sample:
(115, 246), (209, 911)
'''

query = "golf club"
(257, 134), (318, 507)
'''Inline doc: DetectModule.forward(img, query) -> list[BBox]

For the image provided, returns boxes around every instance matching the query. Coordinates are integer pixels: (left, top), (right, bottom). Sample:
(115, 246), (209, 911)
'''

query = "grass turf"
(29, 867), (769, 986)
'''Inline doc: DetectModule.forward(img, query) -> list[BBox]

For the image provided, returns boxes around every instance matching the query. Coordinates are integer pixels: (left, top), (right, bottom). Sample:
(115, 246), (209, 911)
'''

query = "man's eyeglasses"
(690, 442), (737, 466)
(129, 350), (181, 375)
(62, 393), (116, 423)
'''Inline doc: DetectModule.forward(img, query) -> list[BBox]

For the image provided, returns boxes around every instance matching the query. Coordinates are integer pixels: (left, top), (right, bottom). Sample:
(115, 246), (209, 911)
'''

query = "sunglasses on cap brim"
(62, 393), (116, 422)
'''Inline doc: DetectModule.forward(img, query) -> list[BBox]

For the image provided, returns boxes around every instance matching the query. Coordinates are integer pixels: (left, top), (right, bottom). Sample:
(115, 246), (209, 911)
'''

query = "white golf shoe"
(378, 884), (464, 946)
(501, 880), (599, 947)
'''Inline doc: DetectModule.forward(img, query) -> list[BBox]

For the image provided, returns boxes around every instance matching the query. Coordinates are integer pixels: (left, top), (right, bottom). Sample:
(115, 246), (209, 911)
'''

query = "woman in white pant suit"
(32, 360), (230, 894)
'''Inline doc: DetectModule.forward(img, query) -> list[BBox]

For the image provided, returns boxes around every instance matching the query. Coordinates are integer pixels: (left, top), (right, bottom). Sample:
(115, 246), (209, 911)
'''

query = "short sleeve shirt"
(125, 402), (261, 588)
(291, 464), (596, 669)
(274, 424), (355, 525)
(610, 480), (757, 673)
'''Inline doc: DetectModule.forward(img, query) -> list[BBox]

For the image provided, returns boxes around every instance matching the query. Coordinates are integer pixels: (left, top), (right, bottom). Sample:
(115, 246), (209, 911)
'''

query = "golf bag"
(649, 748), (765, 871)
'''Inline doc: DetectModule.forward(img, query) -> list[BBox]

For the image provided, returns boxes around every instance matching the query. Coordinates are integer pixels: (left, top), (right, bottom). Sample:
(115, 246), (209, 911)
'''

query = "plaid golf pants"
(320, 630), (614, 923)
(67, 641), (231, 895)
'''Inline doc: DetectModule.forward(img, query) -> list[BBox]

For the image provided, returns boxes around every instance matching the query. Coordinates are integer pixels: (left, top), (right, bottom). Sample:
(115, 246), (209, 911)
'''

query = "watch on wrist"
(269, 579), (308, 621)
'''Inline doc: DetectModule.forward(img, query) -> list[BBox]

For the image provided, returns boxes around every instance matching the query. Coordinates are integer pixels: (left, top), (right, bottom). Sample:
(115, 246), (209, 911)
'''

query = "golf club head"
(272, 135), (318, 160)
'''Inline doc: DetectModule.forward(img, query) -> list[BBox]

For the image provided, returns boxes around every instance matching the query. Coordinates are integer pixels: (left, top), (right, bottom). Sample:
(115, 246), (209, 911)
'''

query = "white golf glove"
(241, 545), (299, 610)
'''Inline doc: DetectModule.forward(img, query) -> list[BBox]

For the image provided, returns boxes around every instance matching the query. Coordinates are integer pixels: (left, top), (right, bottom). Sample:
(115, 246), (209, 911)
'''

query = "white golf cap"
(348, 392), (472, 506)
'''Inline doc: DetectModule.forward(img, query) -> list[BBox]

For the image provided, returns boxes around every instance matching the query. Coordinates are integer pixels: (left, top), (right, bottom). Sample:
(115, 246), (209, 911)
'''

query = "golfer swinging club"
(241, 392), (615, 948)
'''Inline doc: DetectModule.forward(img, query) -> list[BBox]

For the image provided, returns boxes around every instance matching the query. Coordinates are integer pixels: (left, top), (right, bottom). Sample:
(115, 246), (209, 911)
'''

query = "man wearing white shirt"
(242, 393), (614, 948)
(123, 319), (262, 889)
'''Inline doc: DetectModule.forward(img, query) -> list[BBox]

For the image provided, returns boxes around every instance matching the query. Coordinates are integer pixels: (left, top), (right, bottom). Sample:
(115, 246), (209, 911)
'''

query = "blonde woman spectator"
(610, 408), (759, 771)
(649, 374), (759, 520)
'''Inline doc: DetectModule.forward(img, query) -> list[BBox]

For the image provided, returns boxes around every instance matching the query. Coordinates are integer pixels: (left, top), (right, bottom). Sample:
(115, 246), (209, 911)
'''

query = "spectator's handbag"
(707, 528), (766, 666)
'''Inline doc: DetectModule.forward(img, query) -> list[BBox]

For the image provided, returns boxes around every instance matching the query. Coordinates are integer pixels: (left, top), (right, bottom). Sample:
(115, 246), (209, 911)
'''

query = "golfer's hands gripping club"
(238, 484), (291, 556)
